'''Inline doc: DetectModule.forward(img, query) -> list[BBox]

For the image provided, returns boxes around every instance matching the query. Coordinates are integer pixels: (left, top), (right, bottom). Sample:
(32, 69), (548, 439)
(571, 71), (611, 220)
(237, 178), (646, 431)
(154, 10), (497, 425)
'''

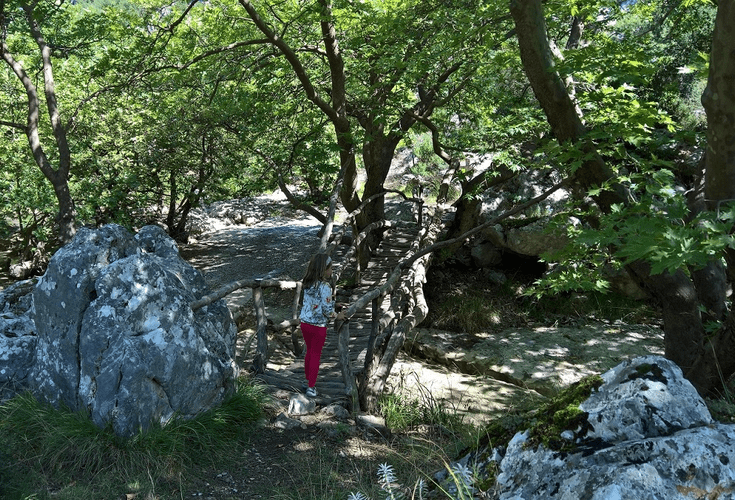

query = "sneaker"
(306, 387), (318, 397)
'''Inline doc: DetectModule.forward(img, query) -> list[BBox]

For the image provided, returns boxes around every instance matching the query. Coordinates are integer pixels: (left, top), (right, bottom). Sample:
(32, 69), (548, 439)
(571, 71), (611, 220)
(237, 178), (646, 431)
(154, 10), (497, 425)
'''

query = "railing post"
(417, 199), (424, 228)
(337, 319), (359, 412)
(415, 184), (424, 228)
(364, 297), (380, 373)
(352, 221), (362, 285)
(252, 283), (268, 374)
(291, 282), (303, 356)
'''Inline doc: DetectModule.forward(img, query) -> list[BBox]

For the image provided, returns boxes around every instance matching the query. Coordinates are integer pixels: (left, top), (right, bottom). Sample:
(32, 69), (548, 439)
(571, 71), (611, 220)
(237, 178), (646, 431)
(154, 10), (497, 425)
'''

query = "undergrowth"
(423, 263), (658, 333)
(0, 379), (266, 500)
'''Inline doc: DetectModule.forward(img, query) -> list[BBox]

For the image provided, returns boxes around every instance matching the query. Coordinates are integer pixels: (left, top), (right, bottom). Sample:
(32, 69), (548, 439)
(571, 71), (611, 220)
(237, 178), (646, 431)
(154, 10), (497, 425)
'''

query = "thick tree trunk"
(51, 179), (76, 244)
(627, 262), (705, 373)
(360, 133), (401, 226)
(702, 2), (735, 204)
(686, 0), (735, 392)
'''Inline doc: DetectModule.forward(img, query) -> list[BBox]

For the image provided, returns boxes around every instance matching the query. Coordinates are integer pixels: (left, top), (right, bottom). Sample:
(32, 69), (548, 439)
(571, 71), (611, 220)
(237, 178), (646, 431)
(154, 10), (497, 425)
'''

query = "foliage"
(0, 380), (265, 500)
(402, 131), (446, 197)
(0, 143), (56, 245)
(535, 166), (735, 296)
(424, 261), (657, 334)
(0, 0), (718, 271)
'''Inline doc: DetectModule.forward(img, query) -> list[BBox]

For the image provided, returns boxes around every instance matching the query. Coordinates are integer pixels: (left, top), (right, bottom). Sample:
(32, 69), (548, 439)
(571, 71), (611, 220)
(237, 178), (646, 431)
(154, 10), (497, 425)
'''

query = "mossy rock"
(478, 374), (604, 456)
(524, 374), (603, 452)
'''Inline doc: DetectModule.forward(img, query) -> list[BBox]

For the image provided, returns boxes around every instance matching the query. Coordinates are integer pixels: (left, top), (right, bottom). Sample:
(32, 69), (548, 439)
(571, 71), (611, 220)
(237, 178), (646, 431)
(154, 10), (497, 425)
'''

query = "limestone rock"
(476, 220), (568, 259)
(288, 393), (316, 415)
(355, 413), (390, 439)
(31, 224), (138, 409)
(0, 279), (37, 399)
(579, 355), (712, 443)
(29, 224), (238, 437)
(320, 403), (350, 420)
(470, 241), (503, 268)
(494, 356), (735, 500)
(498, 424), (735, 500)
(274, 411), (307, 430)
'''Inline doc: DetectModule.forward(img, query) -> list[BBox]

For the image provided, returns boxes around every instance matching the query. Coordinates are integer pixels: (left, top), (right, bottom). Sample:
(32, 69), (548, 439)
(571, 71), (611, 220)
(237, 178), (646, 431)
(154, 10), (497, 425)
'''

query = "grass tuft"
(378, 391), (471, 442)
(0, 379), (266, 500)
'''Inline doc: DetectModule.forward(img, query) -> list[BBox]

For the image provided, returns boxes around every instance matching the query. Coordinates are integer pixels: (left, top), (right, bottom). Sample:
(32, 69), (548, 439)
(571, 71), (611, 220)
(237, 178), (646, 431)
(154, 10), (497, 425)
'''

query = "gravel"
(183, 224), (324, 290)
(180, 194), (332, 316)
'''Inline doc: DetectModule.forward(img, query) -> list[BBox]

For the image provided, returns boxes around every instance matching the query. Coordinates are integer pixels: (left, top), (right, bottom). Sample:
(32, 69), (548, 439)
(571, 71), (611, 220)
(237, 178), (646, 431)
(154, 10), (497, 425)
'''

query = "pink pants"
(301, 322), (327, 388)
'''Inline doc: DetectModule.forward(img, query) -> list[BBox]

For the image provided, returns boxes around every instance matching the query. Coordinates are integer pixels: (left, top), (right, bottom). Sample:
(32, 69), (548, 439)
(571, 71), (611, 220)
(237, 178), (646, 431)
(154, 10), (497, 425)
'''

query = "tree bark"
(702, 1), (735, 205)
(626, 262), (705, 373)
(359, 132), (402, 226)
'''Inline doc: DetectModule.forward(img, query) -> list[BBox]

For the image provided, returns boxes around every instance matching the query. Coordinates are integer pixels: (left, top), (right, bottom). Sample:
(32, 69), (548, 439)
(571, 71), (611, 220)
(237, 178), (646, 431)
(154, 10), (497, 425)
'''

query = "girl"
(299, 253), (344, 397)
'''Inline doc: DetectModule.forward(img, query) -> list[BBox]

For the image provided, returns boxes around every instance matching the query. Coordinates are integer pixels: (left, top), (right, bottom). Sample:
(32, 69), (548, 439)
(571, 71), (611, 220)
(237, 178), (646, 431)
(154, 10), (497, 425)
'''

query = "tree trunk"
(627, 262), (705, 373)
(446, 163), (517, 241)
(360, 132), (401, 227)
(687, 1), (735, 393)
(702, 1), (735, 205)
(1, 2), (76, 244)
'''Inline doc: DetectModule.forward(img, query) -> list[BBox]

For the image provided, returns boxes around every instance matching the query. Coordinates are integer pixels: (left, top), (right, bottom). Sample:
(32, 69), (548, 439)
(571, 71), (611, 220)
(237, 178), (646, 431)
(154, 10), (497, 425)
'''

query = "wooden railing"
(189, 190), (428, 400)
(334, 205), (444, 412)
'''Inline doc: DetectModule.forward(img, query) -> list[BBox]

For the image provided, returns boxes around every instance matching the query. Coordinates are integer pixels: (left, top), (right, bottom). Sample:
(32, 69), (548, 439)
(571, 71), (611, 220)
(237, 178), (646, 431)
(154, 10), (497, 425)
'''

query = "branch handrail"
(333, 207), (437, 409)
(190, 278), (299, 311)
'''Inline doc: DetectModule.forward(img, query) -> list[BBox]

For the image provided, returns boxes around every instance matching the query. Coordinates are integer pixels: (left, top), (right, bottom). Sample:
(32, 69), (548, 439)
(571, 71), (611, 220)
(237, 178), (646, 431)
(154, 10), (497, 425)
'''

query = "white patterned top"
(299, 281), (335, 327)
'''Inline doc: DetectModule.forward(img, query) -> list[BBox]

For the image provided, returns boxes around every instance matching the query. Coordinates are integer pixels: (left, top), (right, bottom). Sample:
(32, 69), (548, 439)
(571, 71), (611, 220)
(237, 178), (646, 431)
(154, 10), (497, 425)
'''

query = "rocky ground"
(176, 192), (665, 498)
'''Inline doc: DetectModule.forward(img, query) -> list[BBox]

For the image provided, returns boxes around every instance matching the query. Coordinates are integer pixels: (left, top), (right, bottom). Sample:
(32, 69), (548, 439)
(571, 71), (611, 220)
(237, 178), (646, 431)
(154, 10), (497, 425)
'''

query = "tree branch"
(238, 0), (340, 124)
(21, 0), (70, 181)
(0, 119), (27, 131)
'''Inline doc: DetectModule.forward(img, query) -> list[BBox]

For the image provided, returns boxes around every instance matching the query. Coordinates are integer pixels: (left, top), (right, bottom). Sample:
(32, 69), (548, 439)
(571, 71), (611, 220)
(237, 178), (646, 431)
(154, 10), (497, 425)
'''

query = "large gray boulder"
(0, 279), (37, 400)
(494, 356), (735, 499)
(28, 224), (238, 436)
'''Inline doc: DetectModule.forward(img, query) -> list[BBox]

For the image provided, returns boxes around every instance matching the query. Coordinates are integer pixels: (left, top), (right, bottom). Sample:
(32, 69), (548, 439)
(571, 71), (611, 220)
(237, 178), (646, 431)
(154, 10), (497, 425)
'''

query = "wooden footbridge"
(191, 194), (445, 413)
(189, 178), (559, 413)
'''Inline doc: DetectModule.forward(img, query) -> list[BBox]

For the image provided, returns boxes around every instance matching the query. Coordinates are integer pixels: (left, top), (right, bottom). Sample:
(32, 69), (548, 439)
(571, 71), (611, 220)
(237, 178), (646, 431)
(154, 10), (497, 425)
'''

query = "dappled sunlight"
(293, 440), (316, 452)
(338, 437), (390, 459)
(408, 322), (664, 397)
(388, 356), (545, 426)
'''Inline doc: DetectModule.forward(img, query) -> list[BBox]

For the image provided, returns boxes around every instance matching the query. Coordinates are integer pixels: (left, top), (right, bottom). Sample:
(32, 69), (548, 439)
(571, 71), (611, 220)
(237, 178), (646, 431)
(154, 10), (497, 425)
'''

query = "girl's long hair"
(302, 253), (331, 290)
